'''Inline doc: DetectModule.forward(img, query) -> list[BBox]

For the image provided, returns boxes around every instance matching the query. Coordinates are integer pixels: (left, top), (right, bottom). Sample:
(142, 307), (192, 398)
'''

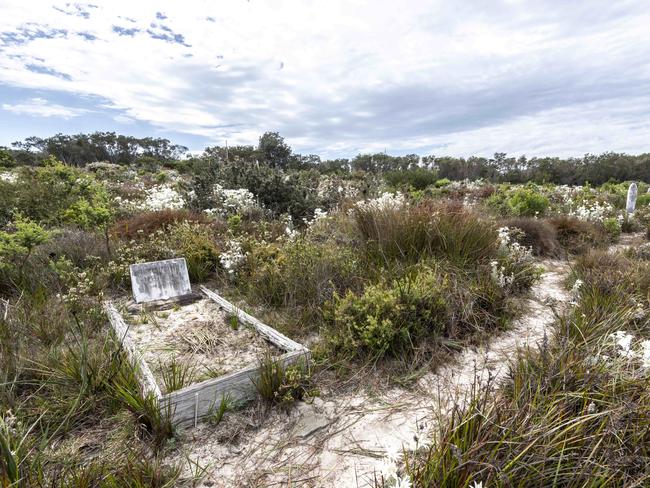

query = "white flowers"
(490, 260), (512, 288)
(204, 185), (259, 217)
(470, 482), (484, 488)
(303, 207), (328, 226)
(139, 185), (185, 211)
(570, 279), (584, 304)
(568, 200), (614, 223)
(611, 330), (634, 358)
(355, 192), (405, 212)
(0, 171), (17, 183)
(608, 331), (650, 369)
(378, 443), (412, 488)
(219, 240), (246, 276)
(491, 227), (535, 290)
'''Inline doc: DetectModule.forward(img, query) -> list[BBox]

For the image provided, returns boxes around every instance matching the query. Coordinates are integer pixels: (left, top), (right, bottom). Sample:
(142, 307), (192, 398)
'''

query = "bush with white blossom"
(355, 192), (406, 212)
(219, 239), (246, 276)
(490, 226), (541, 292)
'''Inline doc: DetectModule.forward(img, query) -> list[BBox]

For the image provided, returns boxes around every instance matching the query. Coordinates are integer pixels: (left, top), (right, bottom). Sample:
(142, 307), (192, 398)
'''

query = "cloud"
(0, 0), (649, 157)
(2, 97), (90, 118)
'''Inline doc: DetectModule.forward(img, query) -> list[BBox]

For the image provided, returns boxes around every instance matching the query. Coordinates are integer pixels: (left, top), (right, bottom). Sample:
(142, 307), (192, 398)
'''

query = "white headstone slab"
(130, 258), (191, 303)
(626, 182), (637, 215)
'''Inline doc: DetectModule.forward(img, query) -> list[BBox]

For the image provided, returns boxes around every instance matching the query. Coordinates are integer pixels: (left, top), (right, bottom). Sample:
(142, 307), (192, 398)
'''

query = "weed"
(160, 357), (196, 393)
(207, 394), (234, 426)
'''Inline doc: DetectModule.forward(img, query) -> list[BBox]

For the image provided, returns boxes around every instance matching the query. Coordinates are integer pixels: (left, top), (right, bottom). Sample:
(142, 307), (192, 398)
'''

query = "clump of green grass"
(207, 394), (234, 426)
(159, 357), (196, 393)
(353, 200), (498, 267)
(109, 362), (175, 451)
(253, 353), (312, 410)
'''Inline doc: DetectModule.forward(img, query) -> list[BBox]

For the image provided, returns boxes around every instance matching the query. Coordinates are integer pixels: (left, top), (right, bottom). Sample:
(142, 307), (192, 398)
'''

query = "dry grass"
(112, 209), (214, 240)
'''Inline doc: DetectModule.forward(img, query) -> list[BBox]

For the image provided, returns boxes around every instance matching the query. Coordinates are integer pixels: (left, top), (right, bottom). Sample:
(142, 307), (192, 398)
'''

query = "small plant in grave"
(253, 353), (312, 410)
(160, 357), (197, 393)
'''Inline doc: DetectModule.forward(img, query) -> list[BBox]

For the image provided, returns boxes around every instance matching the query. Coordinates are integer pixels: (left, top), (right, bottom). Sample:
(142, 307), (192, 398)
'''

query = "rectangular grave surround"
(104, 285), (310, 426)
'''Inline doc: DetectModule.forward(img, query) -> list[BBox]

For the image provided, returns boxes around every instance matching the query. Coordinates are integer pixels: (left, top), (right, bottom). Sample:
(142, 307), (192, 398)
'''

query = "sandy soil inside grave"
(122, 297), (281, 393)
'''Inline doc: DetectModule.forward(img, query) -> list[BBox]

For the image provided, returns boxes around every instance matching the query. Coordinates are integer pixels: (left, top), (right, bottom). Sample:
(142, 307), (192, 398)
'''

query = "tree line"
(2, 131), (650, 185)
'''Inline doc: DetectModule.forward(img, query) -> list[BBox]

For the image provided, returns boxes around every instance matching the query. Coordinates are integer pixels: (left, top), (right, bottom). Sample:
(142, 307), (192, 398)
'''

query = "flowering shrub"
(0, 172), (16, 183)
(569, 200), (614, 222)
(490, 227), (541, 292)
(203, 184), (259, 217)
(219, 239), (246, 276)
(354, 191), (405, 212)
(139, 185), (185, 211)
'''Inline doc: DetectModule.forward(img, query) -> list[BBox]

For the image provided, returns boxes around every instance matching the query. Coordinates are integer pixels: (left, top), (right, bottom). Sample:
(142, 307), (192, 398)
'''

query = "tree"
(258, 132), (292, 168)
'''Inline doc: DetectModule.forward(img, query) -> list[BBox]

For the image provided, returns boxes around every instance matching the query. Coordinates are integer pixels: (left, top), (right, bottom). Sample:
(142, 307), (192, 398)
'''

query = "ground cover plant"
(2, 135), (650, 486)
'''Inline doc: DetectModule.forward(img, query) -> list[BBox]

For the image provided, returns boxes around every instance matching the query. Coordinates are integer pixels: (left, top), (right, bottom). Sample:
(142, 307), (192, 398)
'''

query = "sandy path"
(168, 258), (574, 487)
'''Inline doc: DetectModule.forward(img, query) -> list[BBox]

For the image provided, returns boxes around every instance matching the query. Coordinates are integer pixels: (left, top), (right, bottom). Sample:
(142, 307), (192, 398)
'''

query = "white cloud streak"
(2, 97), (90, 118)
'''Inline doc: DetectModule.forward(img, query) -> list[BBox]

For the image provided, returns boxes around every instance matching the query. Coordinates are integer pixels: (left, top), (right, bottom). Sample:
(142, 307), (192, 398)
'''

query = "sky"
(0, 0), (649, 159)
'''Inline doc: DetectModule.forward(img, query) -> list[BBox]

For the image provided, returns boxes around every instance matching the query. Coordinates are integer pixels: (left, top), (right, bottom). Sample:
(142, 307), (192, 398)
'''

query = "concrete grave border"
(104, 285), (310, 426)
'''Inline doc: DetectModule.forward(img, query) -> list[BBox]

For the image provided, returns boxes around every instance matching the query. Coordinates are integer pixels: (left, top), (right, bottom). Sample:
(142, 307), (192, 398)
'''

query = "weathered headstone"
(627, 182), (638, 215)
(130, 258), (191, 303)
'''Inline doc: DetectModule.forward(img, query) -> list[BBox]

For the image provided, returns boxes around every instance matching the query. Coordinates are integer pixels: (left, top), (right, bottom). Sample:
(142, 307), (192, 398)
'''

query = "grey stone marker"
(627, 182), (637, 215)
(130, 258), (191, 303)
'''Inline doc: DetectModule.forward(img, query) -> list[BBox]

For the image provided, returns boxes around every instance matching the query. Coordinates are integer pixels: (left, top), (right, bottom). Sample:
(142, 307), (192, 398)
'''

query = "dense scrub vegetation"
(2, 132), (650, 485)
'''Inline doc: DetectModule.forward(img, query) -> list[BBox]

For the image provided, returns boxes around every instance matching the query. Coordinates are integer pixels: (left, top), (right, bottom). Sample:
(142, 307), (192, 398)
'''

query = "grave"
(105, 258), (310, 426)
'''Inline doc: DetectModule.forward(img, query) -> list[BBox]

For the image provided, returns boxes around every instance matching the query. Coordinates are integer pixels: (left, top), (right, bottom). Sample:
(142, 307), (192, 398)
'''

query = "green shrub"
(166, 221), (221, 282)
(505, 187), (549, 217)
(327, 263), (510, 360)
(190, 159), (320, 220)
(244, 238), (360, 313)
(636, 193), (650, 207)
(602, 216), (622, 239)
(434, 178), (451, 188)
(0, 216), (53, 292)
(384, 169), (438, 190)
(253, 354), (312, 410)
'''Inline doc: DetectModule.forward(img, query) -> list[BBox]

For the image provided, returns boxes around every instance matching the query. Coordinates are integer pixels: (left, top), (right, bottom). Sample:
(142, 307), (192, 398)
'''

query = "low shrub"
(244, 238), (361, 313)
(549, 216), (608, 254)
(506, 187), (549, 217)
(326, 263), (511, 360)
(384, 169), (438, 191)
(602, 216), (622, 239)
(504, 217), (560, 256)
(112, 209), (211, 240)
(354, 200), (498, 267)
(253, 354), (312, 410)
(434, 178), (451, 188)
